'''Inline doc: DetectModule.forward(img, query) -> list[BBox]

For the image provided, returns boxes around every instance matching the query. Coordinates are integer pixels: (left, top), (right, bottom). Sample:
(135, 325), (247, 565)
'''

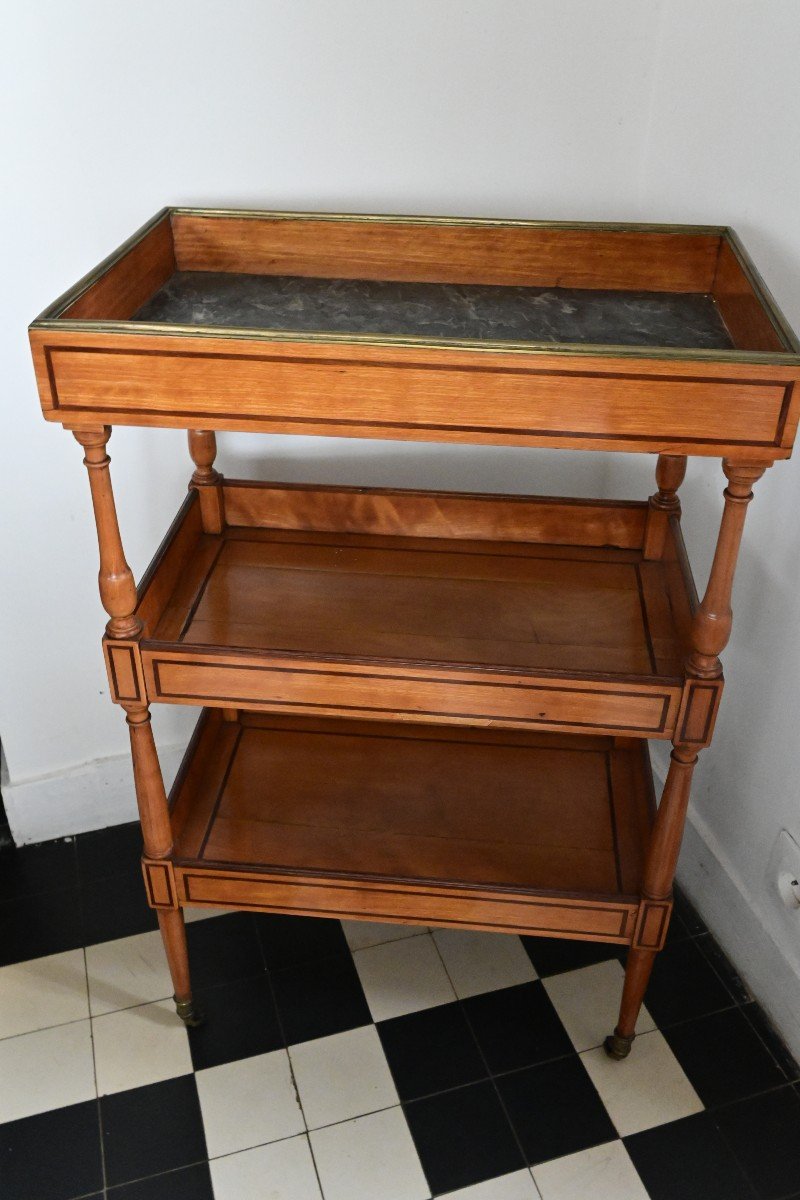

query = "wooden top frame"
(29, 208), (800, 460)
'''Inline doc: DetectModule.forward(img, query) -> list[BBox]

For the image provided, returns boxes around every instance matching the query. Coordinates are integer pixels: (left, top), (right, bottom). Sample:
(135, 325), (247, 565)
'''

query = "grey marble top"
(133, 270), (734, 350)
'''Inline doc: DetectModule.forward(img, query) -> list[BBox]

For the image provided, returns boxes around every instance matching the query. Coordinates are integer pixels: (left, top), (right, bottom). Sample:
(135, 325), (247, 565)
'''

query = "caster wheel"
(174, 996), (205, 1028)
(603, 1032), (634, 1060)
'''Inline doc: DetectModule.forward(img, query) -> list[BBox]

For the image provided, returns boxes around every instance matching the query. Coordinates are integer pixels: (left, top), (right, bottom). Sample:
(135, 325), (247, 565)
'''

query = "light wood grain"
(37, 331), (794, 458)
(171, 213), (722, 291)
(62, 214), (175, 320)
(713, 239), (786, 352)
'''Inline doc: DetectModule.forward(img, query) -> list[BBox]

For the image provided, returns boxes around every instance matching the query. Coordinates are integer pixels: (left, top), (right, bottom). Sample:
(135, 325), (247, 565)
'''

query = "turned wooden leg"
(605, 745), (697, 1058)
(642, 453), (687, 560)
(188, 429), (225, 533)
(687, 460), (766, 679)
(72, 426), (142, 639)
(608, 459), (766, 1058)
(124, 703), (202, 1026)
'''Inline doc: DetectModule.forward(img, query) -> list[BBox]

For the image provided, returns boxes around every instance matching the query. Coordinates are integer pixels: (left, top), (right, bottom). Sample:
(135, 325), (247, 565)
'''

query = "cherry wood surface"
(34, 329), (798, 459)
(168, 533), (672, 675)
(169, 710), (653, 902)
(170, 213), (722, 292)
(126, 481), (695, 739)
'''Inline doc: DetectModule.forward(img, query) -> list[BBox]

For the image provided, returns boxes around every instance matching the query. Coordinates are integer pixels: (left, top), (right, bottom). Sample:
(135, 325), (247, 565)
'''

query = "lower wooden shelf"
(164, 709), (655, 944)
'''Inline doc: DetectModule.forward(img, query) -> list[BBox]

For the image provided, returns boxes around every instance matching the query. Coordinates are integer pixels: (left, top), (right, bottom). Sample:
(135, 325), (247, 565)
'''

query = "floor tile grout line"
(249, 914), (328, 1200)
(738, 1005), (800, 1083)
(0, 1012), (95, 1043)
(99, 1155), (210, 1195)
(7, 1039), (797, 1148)
(427, 933), (554, 1181)
(526, 1165), (546, 1200)
(344, 927), (431, 954)
(691, 931), (752, 1007)
(661, 999), (799, 1085)
(84, 944), (109, 1197)
(707, 1096), (796, 1200)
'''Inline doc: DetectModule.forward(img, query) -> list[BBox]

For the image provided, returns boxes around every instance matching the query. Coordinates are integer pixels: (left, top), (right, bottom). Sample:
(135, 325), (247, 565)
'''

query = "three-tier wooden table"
(30, 209), (800, 1057)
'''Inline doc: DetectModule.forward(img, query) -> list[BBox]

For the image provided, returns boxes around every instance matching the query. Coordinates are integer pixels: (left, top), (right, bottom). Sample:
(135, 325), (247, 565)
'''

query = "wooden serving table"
(30, 209), (800, 1056)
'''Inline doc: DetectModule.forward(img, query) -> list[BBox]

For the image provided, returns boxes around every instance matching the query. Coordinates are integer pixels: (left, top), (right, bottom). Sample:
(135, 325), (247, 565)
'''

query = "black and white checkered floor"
(1, 821), (799, 1200)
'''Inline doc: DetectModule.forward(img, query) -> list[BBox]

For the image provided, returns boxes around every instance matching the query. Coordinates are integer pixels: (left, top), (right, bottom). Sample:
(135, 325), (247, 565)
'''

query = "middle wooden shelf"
(120, 478), (701, 740)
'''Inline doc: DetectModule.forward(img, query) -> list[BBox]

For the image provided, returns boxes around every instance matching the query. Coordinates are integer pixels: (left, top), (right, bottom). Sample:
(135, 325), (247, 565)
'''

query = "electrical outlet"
(768, 829), (800, 914)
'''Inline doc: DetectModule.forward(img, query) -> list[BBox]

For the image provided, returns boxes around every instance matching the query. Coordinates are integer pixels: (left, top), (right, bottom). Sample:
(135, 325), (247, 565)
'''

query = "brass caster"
(174, 995), (204, 1028)
(603, 1031), (634, 1060)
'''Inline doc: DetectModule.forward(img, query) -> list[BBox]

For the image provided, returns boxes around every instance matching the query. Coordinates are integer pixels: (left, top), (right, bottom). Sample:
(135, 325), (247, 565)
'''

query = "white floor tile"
(210, 1134), (322, 1200)
(196, 1049), (304, 1158)
(184, 906), (225, 923)
(580, 1029), (703, 1137)
(85, 928), (173, 1016)
(0, 1020), (96, 1122)
(290, 1024), (399, 1129)
(92, 998), (192, 1094)
(342, 920), (429, 951)
(442, 1168), (540, 1198)
(0, 950), (89, 1039)
(354, 933), (455, 1022)
(543, 960), (656, 1053)
(432, 929), (537, 999)
(310, 1106), (429, 1200)
(532, 1140), (649, 1200)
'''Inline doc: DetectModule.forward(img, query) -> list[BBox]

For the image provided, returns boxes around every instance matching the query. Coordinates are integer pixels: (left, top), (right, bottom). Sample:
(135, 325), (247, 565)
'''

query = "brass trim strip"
(29, 315), (800, 365)
(169, 206), (729, 236)
(28, 206), (800, 366)
(722, 228), (800, 354)
(32, 207), (172, 323)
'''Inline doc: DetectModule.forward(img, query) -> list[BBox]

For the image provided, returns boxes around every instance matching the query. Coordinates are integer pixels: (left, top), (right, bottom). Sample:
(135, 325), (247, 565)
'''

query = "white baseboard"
(3, 744), (185, 846)
(651, 754), (800, 1062)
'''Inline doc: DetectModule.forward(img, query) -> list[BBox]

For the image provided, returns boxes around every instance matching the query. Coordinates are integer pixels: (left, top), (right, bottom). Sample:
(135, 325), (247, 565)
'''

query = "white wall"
(2, 1), (800, 1051)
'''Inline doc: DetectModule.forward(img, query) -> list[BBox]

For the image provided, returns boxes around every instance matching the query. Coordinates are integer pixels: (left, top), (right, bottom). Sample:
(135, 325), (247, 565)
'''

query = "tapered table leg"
(125, 703), (203, 1026)
(158, 910), (203, 1027)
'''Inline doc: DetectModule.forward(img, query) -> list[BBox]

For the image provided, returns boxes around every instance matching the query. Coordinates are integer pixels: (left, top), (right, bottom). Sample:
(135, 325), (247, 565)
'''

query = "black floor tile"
(187, 975), (283, 1070)
(462, 981), (573, 1075)
(185, 912), (266, 989)
(521, 935), (622, 977)
(664, 906), (692, 946)
(741, 1002), (800, 1082)
(673, 887), (708, 936)
(377, 1001), (487, 1100)
(496, 1056), (617, 1165)
(101, 1075), (207, 1187)
(271, 952), (371, 1045)
(638, 937), (735, 1027)
(714, 1085), (800, 1200)
(695, 934), (752, 1004)
(80, 871), (158, 945)
(255, 912), (350, 970)
(107, 1162), (214, 1199)
(0, 887), (84, 966)
(76, 820), (144, 882)
(405, 1079), (524, 1194)
(663, 1007), (786, 1108)
(625, 1111), (757, 1200)
(0, 836), (78, 901)
(0, 1099), (103, 1200)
